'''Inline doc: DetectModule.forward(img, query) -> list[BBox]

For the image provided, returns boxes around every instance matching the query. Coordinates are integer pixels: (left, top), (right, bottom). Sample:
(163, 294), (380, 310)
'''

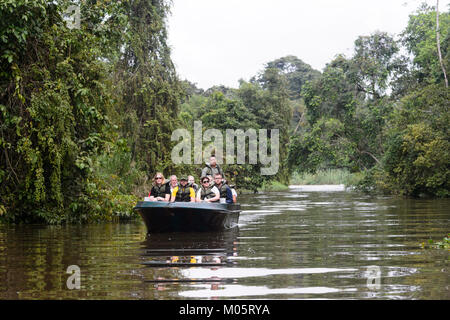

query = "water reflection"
(0, 186), (449, 299)
(137, 230), (239, 295)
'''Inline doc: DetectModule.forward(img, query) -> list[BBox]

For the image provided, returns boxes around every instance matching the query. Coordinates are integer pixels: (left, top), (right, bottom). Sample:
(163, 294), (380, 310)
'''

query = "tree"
(0, 0), (183, 223)
(291, 32), (403, 174)
(401, 3), (449, 86)
(436, 0), (448, 87)
(263, 55), (321, 100)
(242, 67), (292, 184)
(302, 55), (360, 126)
(112, 0), (183, 175)
(0, 0), (113, 222)
(381, 85), (449, 196)
(352, 31), (404, 99)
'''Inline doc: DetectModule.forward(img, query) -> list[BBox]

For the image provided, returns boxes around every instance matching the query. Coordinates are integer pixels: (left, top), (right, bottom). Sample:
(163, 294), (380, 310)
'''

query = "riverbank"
(290, 169), (362, 186)
(255, 169), (361, 192)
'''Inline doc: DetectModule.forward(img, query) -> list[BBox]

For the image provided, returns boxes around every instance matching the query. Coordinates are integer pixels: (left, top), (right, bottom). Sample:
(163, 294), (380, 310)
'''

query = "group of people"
(147, 156), (238, 204)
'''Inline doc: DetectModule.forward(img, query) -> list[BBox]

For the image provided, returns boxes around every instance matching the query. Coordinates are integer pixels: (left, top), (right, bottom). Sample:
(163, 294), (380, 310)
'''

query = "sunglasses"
(202, 180), (209, 184)
(156, 177), (163, 180)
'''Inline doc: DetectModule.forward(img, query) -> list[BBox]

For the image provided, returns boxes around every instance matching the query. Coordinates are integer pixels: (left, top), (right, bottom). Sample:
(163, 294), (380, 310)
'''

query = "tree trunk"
(436, 0), (449, 87)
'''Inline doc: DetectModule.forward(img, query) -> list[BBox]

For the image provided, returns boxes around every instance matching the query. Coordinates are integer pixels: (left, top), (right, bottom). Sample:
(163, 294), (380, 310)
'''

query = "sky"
(167, 0), (450, 90)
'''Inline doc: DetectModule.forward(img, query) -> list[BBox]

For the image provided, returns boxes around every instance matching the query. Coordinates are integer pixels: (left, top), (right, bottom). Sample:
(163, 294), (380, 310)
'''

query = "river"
(0, 186), (448, 299)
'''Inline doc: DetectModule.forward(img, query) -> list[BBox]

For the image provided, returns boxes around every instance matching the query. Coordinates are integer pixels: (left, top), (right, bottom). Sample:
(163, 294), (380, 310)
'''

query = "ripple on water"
(0, 187), (449, 300)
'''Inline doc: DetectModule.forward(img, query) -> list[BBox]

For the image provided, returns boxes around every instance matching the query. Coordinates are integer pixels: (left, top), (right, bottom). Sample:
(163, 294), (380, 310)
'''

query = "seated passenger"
(171, 177), (196, 202)
(168, 175), (178, 194)
(213, 173), (233, 204)
(230, 185), (238, 203)
(224, 179), (238, 203)
(148, 172), (170, 202)
(196, 176), (220, 203)
(188, 175), (199, 192)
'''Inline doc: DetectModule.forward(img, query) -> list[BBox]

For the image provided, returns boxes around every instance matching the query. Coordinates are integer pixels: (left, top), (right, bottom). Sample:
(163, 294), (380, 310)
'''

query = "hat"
(180, 176), (188, 181)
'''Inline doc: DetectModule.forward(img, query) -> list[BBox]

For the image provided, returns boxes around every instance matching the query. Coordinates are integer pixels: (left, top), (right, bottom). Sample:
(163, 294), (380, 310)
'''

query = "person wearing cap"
(171, 177), (196, 202)
(196, 176), (220, 203)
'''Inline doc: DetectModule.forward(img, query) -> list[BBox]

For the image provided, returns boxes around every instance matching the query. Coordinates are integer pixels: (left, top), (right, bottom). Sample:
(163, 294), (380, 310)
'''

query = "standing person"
(148, 172), (170, 202)
(196, 176), (220, 203)
(188, 175), (199, 192)
(171, 177), (196, 202)
(201, 156), (224, 180)
(213, 173), (233, 204)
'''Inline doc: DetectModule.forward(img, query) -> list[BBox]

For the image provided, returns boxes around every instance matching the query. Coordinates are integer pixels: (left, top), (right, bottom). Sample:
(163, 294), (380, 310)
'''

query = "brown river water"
(0, 185), (448, 299)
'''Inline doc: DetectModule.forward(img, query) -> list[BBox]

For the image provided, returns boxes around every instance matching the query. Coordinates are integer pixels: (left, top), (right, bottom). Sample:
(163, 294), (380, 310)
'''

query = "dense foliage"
(0, 2), (448, 224)
(0, 0), (182, 223)
(287, 4), (449, 197)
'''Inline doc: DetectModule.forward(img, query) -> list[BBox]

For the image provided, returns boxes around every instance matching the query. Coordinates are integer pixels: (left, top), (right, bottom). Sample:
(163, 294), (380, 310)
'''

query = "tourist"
(171, 177), (196, 202)
(196, 176), (220, 202)
(148, 172), (170, 202)
(213, 173), (233, 204)
(168, 175), (178, 194)
(201, 155), (224, 179)
(188, 175), (199, 192)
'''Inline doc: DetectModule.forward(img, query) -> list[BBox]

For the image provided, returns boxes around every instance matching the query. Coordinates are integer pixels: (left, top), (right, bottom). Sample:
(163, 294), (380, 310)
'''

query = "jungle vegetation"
(0, 1), (448, 223)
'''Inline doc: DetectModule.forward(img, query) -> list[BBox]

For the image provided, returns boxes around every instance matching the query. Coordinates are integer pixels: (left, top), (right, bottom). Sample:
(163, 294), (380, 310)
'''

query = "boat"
(133, 201), (241, 233)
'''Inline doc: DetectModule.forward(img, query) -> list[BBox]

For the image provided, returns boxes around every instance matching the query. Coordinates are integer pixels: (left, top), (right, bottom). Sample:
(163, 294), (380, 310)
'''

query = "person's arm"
(148, 187), (156, 201)
(189, 187), (196, 202)
(226, 187), (233, 203)
(170, 187), (178, 202)
(205, 186), (220, 203)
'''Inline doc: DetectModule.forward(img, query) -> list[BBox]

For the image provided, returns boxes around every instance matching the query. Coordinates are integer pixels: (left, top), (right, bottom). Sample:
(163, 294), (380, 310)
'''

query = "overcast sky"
(167, 0), (450, 90)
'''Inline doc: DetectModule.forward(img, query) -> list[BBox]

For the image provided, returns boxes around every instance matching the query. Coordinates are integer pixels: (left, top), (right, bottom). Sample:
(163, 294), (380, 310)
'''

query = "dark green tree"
(112, 0), (183, 176)
(0, 0), (113, 222)
(381, 85), (449, 196)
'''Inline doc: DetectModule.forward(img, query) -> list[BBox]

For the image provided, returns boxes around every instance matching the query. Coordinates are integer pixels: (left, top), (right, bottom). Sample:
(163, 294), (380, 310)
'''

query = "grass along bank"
(255, 169), (362, 192)
(290, 169), (362, 186)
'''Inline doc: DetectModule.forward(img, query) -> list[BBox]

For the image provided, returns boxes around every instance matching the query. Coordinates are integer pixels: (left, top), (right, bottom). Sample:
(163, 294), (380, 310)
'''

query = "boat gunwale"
(133, 201), (241, 212)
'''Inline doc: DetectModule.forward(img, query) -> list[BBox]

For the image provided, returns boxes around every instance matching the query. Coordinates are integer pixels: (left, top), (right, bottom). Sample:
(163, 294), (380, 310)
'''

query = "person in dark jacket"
(171, 177), (195, 202)
(201, 156), (224, 180)
(213, 173), (233, 204)
(148, 172), (170, 202)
